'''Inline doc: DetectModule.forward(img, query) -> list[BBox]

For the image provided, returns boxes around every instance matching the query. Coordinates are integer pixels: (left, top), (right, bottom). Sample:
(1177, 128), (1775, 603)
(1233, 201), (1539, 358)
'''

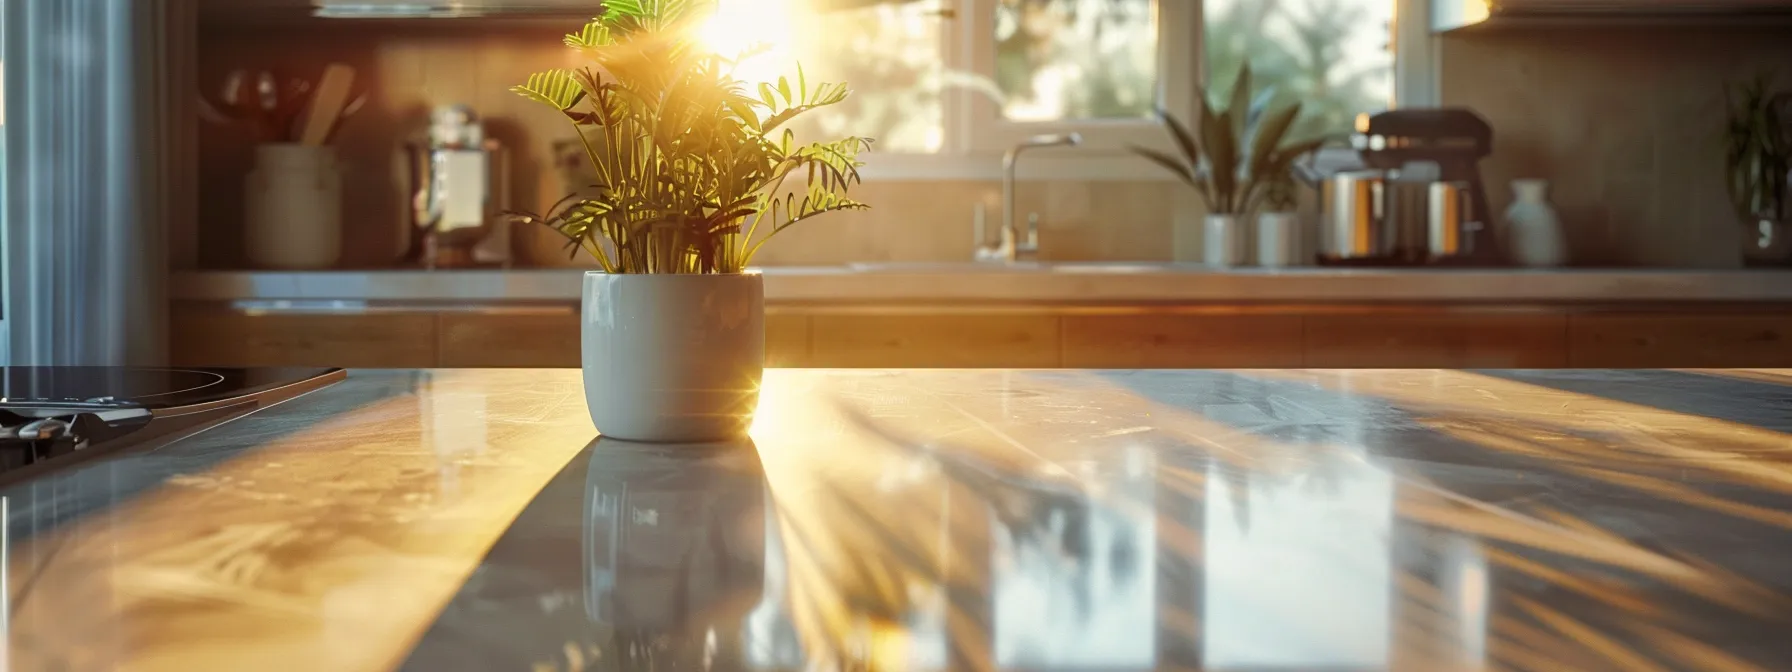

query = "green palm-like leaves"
(512, 69), (584, 113)
(563, 19), (615, 50)
(1130, 62), (1326, 215)
(510, 0), (871, 273)
(760, 64), (853, 131)
(1725, 75), (1791, 223)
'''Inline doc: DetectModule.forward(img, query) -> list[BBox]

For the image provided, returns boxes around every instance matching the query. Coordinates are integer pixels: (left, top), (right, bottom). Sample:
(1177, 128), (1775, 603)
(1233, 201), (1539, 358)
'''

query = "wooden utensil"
(220, 69), (246, 109)
(267, 78), (316, 143)
(321, 93), (368, 144)
(233, 71), (273, 142)
(295, 63), (356, 146)
(256, 71), (278, 112)
(205, 68), (270, 140)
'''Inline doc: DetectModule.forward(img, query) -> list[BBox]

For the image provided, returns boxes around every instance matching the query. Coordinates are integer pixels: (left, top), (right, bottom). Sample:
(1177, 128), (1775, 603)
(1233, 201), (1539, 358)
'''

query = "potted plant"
(512, 0), (871, 441)
(1255, 172), (1302, 267)
(1724, 75), (1792, 266)
(1129, 64), (1323, 267)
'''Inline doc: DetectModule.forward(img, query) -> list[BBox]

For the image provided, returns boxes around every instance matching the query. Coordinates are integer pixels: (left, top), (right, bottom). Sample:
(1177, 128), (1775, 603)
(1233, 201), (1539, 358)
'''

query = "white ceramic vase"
(1204, 214), (1245, 267)
(1505, 178), (1566, 267)
(1255, 212), (1301, 267)
(582, 271), (764, 442)
(246, 144), (342, 269)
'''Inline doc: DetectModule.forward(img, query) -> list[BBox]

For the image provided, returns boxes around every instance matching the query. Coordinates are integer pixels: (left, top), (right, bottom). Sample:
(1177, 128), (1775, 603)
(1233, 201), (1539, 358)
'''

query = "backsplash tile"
(1440, 27), (1792, 268)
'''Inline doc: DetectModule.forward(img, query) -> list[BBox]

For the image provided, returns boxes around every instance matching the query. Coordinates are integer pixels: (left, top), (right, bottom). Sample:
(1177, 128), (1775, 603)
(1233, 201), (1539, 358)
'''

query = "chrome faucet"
(976, 133), (1083, 262)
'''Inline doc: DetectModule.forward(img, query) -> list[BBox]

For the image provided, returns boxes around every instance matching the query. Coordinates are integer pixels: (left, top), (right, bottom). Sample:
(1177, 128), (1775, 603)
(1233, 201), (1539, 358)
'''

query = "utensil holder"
(246, 144), (341, 269)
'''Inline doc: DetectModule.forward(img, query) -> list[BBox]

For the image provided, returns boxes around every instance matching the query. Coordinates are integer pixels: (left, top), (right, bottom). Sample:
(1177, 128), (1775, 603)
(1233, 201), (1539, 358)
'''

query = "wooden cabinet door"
(1062, 314), (1305, 368)
(764, 314), (811, 367)
(443, 312), (811, 367)
(1304, 313), (1569, 368)
(1569, 313), (1792, 368)
(171, 308), (437, 368)
(809, 313), (1061, 368)
(439, 312), (581, 368)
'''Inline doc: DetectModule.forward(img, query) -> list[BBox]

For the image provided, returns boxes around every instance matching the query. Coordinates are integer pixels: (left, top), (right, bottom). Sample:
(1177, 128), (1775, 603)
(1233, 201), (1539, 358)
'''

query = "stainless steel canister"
(1319, 169), (1389, 260)
(1425, 181), (1478, 259)
(1384, 177), (1434, 261)
(405, 105), (512, 269)
(1383, 177), (1480, 262)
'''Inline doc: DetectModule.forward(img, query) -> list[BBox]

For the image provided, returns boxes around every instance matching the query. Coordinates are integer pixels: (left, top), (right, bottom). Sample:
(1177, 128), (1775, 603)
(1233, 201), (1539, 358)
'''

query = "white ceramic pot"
(582, 271), (764, 442)
(1204, 214), (1244, 267)
(1256, 212), (1302, 267)
(245, 143), (342, 269)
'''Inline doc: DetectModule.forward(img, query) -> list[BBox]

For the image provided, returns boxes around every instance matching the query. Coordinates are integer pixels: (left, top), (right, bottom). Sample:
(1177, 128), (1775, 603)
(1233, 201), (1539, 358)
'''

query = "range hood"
(1434, 0), (1792, 32)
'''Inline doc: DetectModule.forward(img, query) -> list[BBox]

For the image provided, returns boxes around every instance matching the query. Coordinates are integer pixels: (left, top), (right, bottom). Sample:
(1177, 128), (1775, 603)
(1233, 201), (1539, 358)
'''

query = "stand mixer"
(1312, 108), (1497, 266)
(1357, 108), (1496, 264)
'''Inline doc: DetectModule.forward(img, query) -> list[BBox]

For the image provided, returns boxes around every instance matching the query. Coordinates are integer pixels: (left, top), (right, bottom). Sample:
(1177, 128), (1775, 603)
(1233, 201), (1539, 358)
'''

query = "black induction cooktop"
(0, 366), (344, 484)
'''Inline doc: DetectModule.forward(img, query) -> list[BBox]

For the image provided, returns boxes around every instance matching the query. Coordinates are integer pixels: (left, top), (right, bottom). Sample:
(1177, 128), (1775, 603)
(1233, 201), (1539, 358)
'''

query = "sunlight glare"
(700, 0), (795, 85)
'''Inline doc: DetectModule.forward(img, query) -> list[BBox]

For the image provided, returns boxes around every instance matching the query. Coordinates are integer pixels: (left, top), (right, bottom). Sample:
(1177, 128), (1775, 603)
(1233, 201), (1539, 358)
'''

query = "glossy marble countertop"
(6, 368), (1792, 671)
(171, 267), (1792, 304)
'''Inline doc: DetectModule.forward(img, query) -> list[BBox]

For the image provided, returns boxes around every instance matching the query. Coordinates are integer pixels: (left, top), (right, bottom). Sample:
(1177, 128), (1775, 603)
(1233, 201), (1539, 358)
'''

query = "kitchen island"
(7, 368), (1792, 671)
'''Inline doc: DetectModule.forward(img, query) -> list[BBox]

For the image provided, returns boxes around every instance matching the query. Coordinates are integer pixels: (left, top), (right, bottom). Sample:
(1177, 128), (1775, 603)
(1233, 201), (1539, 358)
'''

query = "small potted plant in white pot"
(1130, 64), (1322, 267)
(1254, 173), (1302, 267)
(1724, 75), (1792, 266)
(512, 0), (870, 442)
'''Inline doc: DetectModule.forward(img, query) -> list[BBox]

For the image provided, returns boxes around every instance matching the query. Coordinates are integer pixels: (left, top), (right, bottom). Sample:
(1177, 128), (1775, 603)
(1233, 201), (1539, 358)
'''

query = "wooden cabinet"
(808, 313), (1060, 368)
(171, 303), (1792, 369)
(1569, 313), (1792, 368)
(439, 312), (580, 368)
(1063, 314), (1305, 368)
(1304, 313), (1569, 368)
(765, 314), (812, 367)
(174, 304), (815, 368)
(172, 309), (437, 368)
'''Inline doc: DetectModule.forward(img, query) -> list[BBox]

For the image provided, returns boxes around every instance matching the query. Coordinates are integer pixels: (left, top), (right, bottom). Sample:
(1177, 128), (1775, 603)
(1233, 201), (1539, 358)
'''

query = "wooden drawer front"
(439, 313), (580, 368)
(1569, 314), (1792, 368)
(442, 313), (807, 368)
(809, 314), (1061, 368)
(1062, 315), (1305, 368)
(765, 315), (811, 367)
(1305, 314), (1568, 368)
(172, 311), (437, 368)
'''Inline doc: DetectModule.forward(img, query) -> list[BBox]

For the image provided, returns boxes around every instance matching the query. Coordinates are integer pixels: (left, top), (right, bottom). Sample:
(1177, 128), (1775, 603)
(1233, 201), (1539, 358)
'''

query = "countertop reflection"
(7, 368), (1792, 671)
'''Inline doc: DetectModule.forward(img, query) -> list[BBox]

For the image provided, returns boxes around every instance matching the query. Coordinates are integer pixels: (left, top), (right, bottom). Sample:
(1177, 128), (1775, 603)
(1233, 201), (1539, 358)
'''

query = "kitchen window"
(740, 0), (1402, 178)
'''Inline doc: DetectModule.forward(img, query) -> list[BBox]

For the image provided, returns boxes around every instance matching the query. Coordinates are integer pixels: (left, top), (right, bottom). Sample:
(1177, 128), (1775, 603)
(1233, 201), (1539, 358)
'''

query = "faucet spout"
(1000, 133), (1082, 262)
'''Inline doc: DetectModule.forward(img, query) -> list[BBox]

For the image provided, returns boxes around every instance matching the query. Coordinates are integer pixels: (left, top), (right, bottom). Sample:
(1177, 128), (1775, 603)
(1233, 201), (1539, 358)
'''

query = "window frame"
(954, 0), (1197, 154)
(852, 0), (1429, 181)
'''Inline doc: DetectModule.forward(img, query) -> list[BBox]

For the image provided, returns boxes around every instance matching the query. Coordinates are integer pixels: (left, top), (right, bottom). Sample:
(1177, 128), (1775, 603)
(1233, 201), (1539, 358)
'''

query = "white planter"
(1204, 214), (1245, 267)
(1256, 212), (1302, 267)
(582, 271), (764, 442)
(245, 144), (341, 269)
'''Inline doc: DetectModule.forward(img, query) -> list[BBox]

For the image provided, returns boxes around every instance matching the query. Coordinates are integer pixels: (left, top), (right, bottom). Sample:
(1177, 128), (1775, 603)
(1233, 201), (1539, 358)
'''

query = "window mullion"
(950, 0), (999, 155)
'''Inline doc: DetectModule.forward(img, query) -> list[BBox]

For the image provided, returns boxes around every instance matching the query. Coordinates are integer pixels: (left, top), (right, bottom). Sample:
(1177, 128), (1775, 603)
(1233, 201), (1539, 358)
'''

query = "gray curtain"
(3, 0), (193, 366)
